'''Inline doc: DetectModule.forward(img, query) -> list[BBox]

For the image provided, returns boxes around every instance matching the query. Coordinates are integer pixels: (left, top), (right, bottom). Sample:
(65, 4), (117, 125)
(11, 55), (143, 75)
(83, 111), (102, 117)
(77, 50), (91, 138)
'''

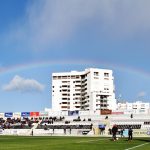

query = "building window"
(76, 76), (80, 79)
(94, 72), (99, 76)
(62, 76), (67, 79)
(71, 76), (76, 79)
(53, 76), (57, 80)
(104, 73), (109, 77)
(61, 106), (68, 108)
(104, 78), (109, 80)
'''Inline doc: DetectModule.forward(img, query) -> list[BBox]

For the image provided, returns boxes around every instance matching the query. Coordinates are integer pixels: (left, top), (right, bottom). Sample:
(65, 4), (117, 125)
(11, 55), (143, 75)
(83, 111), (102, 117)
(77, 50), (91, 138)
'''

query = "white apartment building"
(117, 101), (150, 114)
(52, 68), (116, 112)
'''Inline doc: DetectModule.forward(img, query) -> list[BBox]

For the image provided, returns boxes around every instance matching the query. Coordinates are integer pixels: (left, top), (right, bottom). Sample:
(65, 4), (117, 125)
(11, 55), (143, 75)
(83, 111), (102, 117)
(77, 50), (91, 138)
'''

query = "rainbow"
(0, 59), (150, 79)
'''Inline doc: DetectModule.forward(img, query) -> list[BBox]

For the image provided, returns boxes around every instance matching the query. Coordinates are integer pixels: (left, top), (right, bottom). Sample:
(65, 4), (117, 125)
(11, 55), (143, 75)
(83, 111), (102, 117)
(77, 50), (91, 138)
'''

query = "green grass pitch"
(0, 136), (149, 150)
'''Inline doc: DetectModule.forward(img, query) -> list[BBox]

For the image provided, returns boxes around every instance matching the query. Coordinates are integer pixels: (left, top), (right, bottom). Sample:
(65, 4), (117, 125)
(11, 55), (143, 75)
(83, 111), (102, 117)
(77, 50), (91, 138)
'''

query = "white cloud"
(5, 0), (150, 50)
(137, 91), (146, 98)
(2, 75), (45, 93)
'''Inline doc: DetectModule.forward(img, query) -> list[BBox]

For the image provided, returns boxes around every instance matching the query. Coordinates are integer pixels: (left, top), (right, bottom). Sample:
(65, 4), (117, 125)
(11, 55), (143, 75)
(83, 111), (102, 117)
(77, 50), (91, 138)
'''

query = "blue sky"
(0, 0), (150, 112)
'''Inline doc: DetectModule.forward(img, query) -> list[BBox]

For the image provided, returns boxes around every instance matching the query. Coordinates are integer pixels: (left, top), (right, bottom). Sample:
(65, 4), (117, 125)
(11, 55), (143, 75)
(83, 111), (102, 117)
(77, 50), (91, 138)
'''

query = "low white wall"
(0, 129), (30, 136)
(0, 129), (93, 136)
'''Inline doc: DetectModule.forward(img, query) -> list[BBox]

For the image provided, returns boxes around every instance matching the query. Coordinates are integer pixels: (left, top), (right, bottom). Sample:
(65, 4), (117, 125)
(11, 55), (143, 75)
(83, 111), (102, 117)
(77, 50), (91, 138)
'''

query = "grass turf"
(0, 136), (149, 150)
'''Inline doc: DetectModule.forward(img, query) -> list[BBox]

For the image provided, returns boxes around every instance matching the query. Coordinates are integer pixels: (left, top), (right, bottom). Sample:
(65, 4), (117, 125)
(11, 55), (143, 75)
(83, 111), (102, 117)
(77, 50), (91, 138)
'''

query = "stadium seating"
(0, 113), (150, 136)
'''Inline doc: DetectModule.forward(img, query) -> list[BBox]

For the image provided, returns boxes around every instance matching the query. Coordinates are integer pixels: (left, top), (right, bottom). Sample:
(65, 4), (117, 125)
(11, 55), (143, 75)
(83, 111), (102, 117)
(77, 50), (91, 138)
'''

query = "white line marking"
(76, 138), (110, 143)
(125, 143), (149, 150)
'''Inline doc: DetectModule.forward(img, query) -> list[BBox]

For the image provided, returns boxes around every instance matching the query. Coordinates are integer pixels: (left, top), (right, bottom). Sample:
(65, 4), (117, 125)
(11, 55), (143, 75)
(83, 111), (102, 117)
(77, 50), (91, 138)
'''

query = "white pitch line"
(125, 143), (149, 150)
(76, 138), (110, 143)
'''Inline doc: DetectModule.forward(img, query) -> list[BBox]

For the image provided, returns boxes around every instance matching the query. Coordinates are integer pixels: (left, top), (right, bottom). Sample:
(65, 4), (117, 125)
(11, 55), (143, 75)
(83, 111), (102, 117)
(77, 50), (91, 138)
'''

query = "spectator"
(64, 127), (66, 134)
(53, 128), (55, 134)
(31, 129), (33, 136)
(44, 124), (48, 130)
(69, 126), (71, 134)
(108, 128), (112, 135)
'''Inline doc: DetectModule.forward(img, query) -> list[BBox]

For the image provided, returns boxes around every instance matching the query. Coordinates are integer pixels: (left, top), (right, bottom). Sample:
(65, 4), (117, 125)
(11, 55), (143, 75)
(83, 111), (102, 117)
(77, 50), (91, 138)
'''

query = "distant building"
(117, 101), (150, 114)
(52, 68), (116, 111)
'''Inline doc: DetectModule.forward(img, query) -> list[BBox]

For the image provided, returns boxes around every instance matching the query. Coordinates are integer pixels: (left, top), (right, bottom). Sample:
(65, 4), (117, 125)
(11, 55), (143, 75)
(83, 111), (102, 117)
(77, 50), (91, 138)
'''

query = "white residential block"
(52, 68), (116, 111)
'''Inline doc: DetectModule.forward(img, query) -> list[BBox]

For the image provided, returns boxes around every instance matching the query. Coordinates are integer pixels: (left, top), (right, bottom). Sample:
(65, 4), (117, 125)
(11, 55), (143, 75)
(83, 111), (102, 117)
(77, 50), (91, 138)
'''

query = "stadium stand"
(0, 113), (150, 136)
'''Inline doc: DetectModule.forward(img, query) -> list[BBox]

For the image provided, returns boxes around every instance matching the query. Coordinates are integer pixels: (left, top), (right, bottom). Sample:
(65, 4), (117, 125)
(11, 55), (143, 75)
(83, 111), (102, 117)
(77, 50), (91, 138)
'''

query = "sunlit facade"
(52, 68), (116, 111)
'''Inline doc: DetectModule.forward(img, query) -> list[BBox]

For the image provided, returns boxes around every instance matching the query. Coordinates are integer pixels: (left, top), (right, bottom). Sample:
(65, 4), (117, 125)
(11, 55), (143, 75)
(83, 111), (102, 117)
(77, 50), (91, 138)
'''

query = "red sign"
(100, 109), (112, 115)
(30, 112), (39, 117)
(111, 112), (124, 115)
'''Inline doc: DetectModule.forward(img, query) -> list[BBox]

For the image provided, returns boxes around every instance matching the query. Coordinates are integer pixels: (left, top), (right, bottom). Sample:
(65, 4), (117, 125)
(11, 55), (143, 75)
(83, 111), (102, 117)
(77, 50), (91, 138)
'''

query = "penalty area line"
(125, 142), (149, 150)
